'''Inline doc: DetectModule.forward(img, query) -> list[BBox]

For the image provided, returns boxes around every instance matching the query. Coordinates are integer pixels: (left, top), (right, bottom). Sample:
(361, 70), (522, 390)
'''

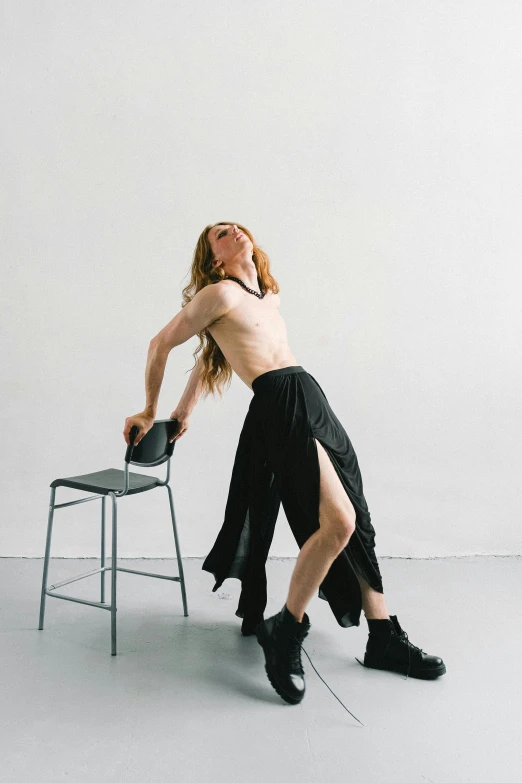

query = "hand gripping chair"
(38, 419), (188, 655)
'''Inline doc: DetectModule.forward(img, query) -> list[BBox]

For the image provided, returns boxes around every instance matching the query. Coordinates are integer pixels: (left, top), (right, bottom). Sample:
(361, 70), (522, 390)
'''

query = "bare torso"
(206, 279), (300, 390)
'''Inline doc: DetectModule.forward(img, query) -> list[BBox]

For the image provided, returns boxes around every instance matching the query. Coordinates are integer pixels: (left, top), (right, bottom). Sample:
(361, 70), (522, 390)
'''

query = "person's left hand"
(168, 408), (190, 443)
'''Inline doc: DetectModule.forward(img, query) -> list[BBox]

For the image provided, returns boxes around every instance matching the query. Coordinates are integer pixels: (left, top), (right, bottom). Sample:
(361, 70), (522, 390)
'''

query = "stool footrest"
(47, 565), (110, 591)
(45, 565), (181, 593)
(45, 590), (112, 610)
(114, 566), (181, 582)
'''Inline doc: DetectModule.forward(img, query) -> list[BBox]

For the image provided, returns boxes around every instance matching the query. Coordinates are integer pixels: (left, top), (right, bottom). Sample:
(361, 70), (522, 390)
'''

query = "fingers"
(169, 420), (187, 443)
(123, 422), (140, 446)
(125, 419), (181, 446)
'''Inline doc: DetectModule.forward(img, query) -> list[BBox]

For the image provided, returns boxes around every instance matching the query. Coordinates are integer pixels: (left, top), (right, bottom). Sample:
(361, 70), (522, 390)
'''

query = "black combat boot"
(255, 604), (311, 704)
(355, 615), (446, 680)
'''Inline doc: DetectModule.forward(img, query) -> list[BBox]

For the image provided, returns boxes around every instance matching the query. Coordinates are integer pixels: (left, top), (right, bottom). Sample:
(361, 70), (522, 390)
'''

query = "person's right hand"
(123, 411), (155, 446)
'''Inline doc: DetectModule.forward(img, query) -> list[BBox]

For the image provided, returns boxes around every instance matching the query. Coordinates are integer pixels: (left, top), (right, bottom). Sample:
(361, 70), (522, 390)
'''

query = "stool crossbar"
(38, 419), (188, 655)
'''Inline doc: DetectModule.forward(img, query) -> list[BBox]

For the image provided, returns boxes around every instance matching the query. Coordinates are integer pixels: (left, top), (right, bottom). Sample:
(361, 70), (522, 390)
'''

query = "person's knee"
(315, 438), (357, 546)
(333, 515), (356, 550)
(320, 511), (355, 552)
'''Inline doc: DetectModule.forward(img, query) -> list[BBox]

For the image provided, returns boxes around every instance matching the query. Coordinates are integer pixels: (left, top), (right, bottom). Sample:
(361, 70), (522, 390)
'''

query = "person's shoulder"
(201, 279), (232, 292)
(210, 279), (242, 299)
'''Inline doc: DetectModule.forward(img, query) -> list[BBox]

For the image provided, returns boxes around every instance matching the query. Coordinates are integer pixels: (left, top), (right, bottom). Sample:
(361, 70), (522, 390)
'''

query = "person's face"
(208, 224), (252, 269)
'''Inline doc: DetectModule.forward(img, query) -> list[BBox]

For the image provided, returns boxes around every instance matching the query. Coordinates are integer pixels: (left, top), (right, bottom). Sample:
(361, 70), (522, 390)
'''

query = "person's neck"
(223, 260), (260, 293)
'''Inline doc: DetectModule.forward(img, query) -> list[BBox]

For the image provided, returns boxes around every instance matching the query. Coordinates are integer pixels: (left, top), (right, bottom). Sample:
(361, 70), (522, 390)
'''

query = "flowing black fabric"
(202, 366), (384, 629)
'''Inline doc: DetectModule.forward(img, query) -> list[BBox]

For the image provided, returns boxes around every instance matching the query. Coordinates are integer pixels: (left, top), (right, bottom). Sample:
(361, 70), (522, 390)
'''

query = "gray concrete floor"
(1, 555), (520, 782)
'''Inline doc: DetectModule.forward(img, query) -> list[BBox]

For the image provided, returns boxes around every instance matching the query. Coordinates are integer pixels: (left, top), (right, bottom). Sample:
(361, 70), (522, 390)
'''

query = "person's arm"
(124, 284), (233, 446)
(143, 283), (233, 417)
(143, 340), (170, 418)
(174, 355), (205, 416)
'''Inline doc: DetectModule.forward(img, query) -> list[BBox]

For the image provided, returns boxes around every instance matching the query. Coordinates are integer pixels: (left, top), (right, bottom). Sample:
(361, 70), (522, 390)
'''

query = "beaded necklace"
(224, 275), (265, 299)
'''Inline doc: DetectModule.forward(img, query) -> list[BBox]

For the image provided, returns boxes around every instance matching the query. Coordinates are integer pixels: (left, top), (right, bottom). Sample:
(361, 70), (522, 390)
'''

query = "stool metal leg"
(165, 483), (188, 616)
(100, 496), (106, 604)
(38, 487), (57, 630)
(109, 492), (118, 655)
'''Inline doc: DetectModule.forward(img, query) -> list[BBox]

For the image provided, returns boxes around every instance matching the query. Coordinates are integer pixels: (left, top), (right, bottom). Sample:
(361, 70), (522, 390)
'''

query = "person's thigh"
(314, 438), (356, 544)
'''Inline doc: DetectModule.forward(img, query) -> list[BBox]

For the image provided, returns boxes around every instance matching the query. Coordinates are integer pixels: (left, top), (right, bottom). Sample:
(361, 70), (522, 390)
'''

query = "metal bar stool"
(38, 419), (188, 655)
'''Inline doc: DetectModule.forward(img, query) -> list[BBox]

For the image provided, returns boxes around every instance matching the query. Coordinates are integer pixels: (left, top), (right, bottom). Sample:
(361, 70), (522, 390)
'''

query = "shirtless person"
(123, 222), (446, 706)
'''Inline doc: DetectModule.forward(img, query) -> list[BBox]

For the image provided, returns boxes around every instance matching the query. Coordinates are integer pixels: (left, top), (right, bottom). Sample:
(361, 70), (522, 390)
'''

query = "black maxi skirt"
(201, 365), (384, 630)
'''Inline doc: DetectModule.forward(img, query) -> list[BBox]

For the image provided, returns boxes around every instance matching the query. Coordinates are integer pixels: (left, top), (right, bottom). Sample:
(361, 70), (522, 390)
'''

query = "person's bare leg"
(286, 528), (348, 622)
(286, 533), (391, 623)
(355, 571), (390, 619)
(285, 438), (391, 623)
(286, 438), (356, 623)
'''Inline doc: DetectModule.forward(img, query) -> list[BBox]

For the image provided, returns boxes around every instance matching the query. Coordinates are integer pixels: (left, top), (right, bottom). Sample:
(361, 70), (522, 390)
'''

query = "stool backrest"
(125, 419), (178, 467)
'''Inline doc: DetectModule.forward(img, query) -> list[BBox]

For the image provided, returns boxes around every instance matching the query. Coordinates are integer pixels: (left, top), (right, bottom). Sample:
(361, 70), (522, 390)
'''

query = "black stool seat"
(50, 468), (162, 496)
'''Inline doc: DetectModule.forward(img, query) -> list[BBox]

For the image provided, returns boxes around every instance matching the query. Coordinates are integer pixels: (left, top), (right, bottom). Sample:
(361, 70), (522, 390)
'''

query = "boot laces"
(283, 633), (304, 675)
(396, 629), (425, 681)
(290, 634), (365, 726)
(400, 630), (425, 656)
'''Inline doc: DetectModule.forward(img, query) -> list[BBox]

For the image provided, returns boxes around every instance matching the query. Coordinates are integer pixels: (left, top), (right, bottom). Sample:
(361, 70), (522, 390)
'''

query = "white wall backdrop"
(1, 1), (520, 560)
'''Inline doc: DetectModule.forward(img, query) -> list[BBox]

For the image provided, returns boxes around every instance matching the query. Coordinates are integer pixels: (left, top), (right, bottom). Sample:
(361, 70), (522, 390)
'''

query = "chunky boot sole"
(355, 656), (447, 679)
(255, 619), (305, 705)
